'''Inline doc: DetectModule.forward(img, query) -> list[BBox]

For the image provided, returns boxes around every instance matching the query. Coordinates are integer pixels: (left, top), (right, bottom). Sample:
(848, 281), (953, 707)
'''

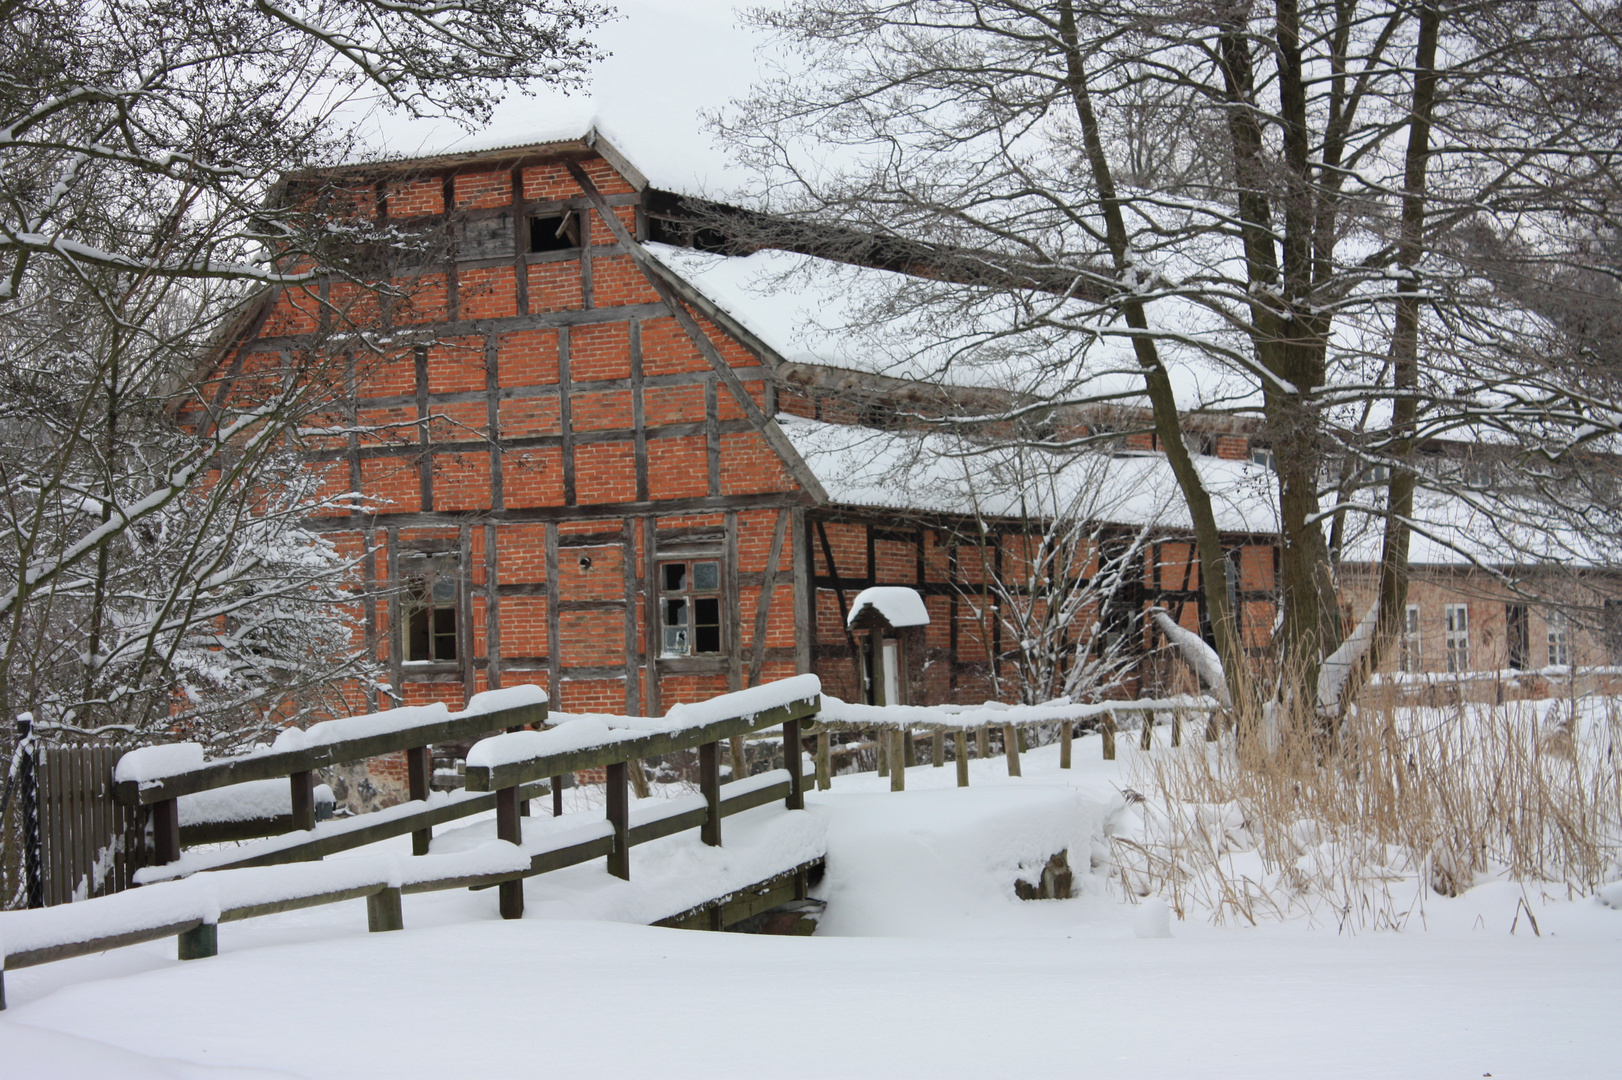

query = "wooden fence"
(0, 679), (822, 1010)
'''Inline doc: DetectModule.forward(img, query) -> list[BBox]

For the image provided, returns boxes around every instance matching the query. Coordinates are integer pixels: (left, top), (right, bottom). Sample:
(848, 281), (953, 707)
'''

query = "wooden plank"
(956, 730), (970, 787)
(784, 717), (804, 810)
(153, 797), (181, 865)
(5, 919), (205, 970)
(793, 506), (813, 676)
(220, 884), (385, 924)
(180, 781), (551, 873)
(290, 770), (316, 832)
(367, 887), (404, 932)
(629, 804), (710, 848)
(699, 741), (721, 847)
(496, 785), (524, 919)
(606, 762), (629, 880)
(1060, 720), (1073, 768)
(407, 746), (432, 855)
(749, 509), (789, 688)
(1102, 712), (1117, 760)
(114, 700), (549, 805)
(1004, 723), (1022, 777)
(464, 695), (820, 792)
(816, 731), (831, 791)
(890, 730), (905, 792)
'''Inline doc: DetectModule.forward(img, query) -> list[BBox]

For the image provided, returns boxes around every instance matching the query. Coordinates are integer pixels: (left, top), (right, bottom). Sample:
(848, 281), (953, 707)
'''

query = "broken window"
(403, 552), (459, 663)
(529, 212), (581, 253)
(659, 559), (722, 656)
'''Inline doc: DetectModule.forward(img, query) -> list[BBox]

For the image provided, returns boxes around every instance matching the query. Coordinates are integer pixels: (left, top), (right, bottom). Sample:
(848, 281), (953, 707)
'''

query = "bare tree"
(717, 0), (1622, 722)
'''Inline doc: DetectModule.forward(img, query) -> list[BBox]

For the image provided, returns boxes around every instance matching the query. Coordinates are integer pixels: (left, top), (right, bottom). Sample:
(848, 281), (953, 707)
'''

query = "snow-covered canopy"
(847, 587), (931, 629)
(781, 416), (1277, 535)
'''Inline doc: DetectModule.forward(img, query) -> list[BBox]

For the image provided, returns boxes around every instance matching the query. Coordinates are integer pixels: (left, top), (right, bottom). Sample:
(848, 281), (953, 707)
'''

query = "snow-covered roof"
(780, 416), (1278, 535)
(847, 587), (931, 629)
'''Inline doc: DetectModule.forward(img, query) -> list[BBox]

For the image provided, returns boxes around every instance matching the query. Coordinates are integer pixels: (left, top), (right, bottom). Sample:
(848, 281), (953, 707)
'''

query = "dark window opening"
(404, 552), (459, 662)
(1507, 603), (1529, 670)
(529, 212), (581, 253)
(660, 558), (723, 655)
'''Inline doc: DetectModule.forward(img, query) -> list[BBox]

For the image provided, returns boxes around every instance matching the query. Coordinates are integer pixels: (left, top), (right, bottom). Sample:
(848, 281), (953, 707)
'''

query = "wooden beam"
(700, 741), (721, 846)
(749, 509), (790, 687)
(464, 695), (819, 792)
(114, 700), (548, 806)
(606, 761), (629, 880)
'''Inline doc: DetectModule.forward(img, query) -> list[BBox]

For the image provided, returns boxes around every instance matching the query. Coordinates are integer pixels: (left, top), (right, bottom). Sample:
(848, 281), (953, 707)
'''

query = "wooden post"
(152, 796), (181, 865)
(876, 730), (889, 777)
(1141, 712), (1155, 751)
(1102, 712), (1117, 760)
(784, 717), (804, 810)
(931, 731), (944, 767)
(890, 729), (906, 792)
(606, 761), (630, 880)
(816, 730), (831, 791)
(1003, 723), (1022, 777)
(496, 785), (524, 919)
(177, 922), (217, 960)
(406, 745), (432, 855)
(977, 725), (990, 760)
(955, 730), (970, 787)
(629, 759), (651, 799)
(290, 770), (316, 831)
(368, 887), (404, 932)
(728, 736), (747, 782)
(1171, 710), (1183, 747)
(551, 774), (564, 815)
(1060, 720), (1073, 769)
(903, 727), (917, 767)
(699, 741), (722, 847)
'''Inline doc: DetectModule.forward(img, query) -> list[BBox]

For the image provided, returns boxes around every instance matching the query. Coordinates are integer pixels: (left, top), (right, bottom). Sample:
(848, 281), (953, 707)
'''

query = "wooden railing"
(115, 688), (549, 877)
(0, 679), (822, 1010)
(805, 695), (1222, 791)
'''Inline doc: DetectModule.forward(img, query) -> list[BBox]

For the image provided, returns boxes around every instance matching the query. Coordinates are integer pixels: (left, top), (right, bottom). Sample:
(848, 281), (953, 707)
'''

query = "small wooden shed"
(845, 587), (931, 706)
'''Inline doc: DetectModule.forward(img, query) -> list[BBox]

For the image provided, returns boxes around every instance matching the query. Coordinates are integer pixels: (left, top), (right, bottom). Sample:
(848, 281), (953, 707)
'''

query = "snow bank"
(112, 743), (203, 785)
(812, 785), (1101, 937)
(846, 586), (930, 628)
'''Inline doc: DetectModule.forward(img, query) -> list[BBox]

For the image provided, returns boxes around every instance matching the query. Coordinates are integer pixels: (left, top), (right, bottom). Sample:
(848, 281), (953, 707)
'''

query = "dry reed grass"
(1112, 694), (1622, 931)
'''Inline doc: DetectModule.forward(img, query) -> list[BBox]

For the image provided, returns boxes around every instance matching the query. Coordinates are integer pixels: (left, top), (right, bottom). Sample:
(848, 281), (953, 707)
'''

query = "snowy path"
(4, 735), (1620, 1078)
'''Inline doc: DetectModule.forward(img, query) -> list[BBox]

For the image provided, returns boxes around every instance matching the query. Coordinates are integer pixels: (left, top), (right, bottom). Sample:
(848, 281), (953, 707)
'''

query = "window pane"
(693, 596), (721, 653)
(662, 562), (686, 592)
(408, 608), (431, 662)
(663, 595), (689, 656)
(433, 608), (457, 661)
(693, 561), (720, 591)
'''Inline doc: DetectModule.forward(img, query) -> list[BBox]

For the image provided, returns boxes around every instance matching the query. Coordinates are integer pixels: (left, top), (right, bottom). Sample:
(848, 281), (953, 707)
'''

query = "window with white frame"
(1444, 604), (1470, 673)
(1399, 604), (1421, 673)
(659, 559), (722, 656)
(1548, 609), (1571, 668)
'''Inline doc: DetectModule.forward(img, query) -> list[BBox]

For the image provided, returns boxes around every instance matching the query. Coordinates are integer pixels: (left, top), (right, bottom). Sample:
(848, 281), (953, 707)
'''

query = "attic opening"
(530, 212), (581, 253)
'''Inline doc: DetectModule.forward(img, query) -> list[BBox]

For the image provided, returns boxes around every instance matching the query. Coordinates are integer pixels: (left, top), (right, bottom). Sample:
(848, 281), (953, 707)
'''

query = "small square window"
(530, 212), (580, 253)
(659, 558), (724, 656)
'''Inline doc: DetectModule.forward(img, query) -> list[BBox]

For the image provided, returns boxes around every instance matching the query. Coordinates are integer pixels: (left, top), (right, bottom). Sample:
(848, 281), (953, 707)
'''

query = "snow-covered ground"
(5, 732), (1619, 1078)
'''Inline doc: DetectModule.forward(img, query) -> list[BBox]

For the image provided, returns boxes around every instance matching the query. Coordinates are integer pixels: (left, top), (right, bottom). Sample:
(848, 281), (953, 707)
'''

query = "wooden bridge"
(0, 677), (1219, 1010)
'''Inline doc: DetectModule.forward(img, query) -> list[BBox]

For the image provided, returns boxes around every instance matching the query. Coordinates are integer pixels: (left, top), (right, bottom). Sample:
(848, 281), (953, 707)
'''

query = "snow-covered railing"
(112, 685), (549, 872)
(806, 693), (1223, 789)
(462, 675), (821, 918)
(0, 678), (828, 1007)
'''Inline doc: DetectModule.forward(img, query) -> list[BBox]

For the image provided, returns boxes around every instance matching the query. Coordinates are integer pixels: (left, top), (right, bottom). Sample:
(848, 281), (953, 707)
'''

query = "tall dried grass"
(1112, 694), (1622, 930)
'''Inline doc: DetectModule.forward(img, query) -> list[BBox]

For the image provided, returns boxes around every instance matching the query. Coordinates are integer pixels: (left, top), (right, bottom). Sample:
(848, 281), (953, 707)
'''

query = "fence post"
(1140, 713), (1155, 751)
(289, 770), (316, 831)
(931, 731), (944, 767)
(606, 761), (629, 880)
(890, 729), (905, 792)
(699, 741), (722, 847)
(178, 921), (217, 960)
(728, 736), (747, 783)
(1101, 712), (1117, 760)
(1060, 720), (1073, 769)
(815, 730), (831, 791)
(976, 725), (989, 760)
(495, 785), (524, 919)
(1171, 710), (1183, 748)
(784, 716), (804, 810)
(16, 718), (43, 908)
(903, 727), (917, 768)
(876, 730), (888, 777)
(1003, 724), (1022, 777)
(367, 887), (404, 932)
(406, 746), (432, 855)
(955, 730), (969, 787)
(152, 796), (181, 868)
(551, 774), (564, 815)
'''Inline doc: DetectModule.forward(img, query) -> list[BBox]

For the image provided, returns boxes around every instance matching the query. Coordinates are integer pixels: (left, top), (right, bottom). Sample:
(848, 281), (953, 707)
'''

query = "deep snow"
(5, 733), (1620, 1079)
